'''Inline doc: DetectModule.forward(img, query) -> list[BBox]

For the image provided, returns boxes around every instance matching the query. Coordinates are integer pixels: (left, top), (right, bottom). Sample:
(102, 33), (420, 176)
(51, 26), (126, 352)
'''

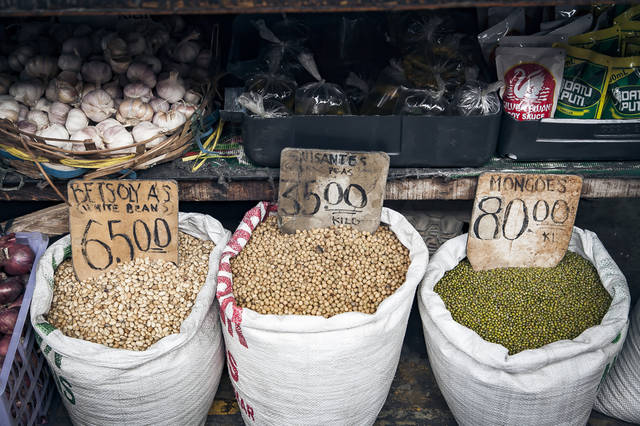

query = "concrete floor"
(41, 198), (639, 425)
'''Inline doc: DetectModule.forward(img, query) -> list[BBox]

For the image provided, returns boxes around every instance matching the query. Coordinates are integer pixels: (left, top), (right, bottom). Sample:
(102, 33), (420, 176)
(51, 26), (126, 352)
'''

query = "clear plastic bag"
(237, 91), (290, 118)
(454, 81), (502, 116)
(344, 72), (370, 113)
(295, 53), (351, 115)
(403, 40), (467, 93)
(394, 86), (448, 116)
(244, 47), (297, 111)
(253, 19), (308, 81)
(361, 60), (408, 115)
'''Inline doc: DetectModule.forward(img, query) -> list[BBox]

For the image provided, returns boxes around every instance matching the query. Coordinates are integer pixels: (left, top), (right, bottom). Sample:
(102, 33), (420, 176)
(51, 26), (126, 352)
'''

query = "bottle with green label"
(554, 45), (611, 119)
(601, 55), (640, 119)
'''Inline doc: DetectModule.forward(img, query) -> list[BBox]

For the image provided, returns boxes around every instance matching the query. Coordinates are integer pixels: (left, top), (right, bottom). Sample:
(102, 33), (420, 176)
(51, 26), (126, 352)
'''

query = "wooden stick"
(1, 204), (69, 236)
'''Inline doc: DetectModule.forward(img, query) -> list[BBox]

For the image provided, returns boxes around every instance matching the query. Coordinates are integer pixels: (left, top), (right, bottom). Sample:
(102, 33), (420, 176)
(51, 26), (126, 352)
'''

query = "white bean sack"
(216, 202), (428, 425)
(30, 212), (231, 426)
(595, 300), (640, 423)
(418, 228), (630, 426)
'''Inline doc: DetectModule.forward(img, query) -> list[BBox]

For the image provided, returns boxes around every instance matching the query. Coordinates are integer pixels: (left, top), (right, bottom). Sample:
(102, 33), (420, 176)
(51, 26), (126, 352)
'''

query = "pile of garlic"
(0, 17), (209, 154)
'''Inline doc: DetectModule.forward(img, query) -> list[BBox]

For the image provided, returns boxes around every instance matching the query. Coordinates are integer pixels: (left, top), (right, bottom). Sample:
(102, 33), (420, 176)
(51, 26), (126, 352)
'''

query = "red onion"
(0, 234), (34, 276)
(8, 294), (22, 309)
(0, 277), (23, 305)
(0, 334), (10, 359)
(0, 308), (19, 334)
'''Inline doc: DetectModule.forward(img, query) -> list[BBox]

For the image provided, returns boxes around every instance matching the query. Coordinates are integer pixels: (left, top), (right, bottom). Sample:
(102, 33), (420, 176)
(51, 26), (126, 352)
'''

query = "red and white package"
(496, 46), (565, 121)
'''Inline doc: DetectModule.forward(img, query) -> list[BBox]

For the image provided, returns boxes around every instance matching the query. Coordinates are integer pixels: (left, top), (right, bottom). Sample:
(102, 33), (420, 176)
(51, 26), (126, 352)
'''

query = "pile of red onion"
(0, 233), (35, 363)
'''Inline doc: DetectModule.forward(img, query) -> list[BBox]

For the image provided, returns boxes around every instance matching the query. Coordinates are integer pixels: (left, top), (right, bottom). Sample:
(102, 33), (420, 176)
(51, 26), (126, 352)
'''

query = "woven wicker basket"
(0, 105), (207, 180)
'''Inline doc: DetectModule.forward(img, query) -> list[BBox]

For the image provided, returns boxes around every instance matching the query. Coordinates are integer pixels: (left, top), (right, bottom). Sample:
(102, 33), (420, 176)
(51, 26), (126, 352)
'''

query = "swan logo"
(503, 63), (556, 121)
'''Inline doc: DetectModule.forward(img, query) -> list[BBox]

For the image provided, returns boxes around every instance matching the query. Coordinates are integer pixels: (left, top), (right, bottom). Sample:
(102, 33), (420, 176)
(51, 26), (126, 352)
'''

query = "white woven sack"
(30, 212), (231, 426)
(216, 202), (428, 425)
(595, 300), (640, 423)
(418, 227), (630, 426)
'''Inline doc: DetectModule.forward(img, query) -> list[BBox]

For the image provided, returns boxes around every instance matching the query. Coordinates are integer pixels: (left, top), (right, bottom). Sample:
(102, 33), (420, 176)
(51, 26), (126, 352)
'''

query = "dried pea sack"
(555, 45), (611, 119)
(601, 55), (640, 119)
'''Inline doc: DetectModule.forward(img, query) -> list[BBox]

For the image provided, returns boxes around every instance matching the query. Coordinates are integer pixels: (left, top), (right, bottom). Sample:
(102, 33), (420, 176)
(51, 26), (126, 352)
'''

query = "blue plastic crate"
(0, 233), (52, 426)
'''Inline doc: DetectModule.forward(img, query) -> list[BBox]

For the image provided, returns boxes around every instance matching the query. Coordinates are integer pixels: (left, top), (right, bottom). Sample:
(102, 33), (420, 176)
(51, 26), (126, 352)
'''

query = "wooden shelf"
(3, 159), (640, 202)
(0, 0), (609, 16)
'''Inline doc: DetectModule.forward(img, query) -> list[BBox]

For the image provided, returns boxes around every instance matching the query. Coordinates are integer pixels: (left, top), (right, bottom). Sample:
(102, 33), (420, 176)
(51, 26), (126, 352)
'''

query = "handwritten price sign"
(467, 172), (583, 271)
(278, 148), (389, 234)
(68, 180), (178, 281)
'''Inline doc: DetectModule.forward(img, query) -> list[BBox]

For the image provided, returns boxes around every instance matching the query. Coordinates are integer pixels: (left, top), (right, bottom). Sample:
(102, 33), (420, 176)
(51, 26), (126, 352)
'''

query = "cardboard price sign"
(467, 172), (583, 271)
(68, 180), (179, 281)
(278, 148), (389, 234)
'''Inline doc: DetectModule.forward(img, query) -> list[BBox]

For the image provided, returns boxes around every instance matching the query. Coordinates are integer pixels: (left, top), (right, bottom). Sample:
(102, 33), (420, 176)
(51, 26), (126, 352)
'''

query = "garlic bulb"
(8, 46), (36, 72)
(183, 89), (202, 105)
(96, 118), (121, 135)
(103, 80), (122, 99)
(57, 70), (79, 85)
(55, 80), (80, 104)
(148, 30), (170, 54)
(71, 126), (104, 151)
(18, 104), (28, 121)
(45, 79), (57, 102)
(149, 97), (169, 113)
(27, 110), (49, 130)
(0, 99), (20, 122)
(48, 102), (71, 125)
(100, 32), (119, 52)
(62, 37), (92, 58)
(81, 89), (115, 122)
(106, 38), (128, 58)
(103, 125), (135, 153)
(116, 99), (154, 126)
(171, 102), (196, 120)
(17, 120), (37, 133)
(126, 63), (156, 88)
(25, 56), (58, 80)
(135, 55), (162, 74)
(172, 33), (201, 63)
(0, 74), (13, 95)
(36, 123), (72, 150)
(126, 33), (147, 56)
(34, 98), (51, 112)
(58, 54), (82, 72)
(109, 55), (132, 74)
(156, 72), (185, 103)
(65, 108), (88, 134)
(81, 61), (112, 85)
(81, 83), (98, 99)
(196, 49), (212, 69)
(123, 83), (152, 102)
(132, 121), (166, 148)
(152, 110), (186, 133)
(9, 80), (44, 106)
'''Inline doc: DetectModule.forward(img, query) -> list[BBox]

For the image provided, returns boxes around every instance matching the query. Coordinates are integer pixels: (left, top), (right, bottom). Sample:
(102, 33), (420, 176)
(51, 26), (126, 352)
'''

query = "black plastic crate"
(241, 110), (501, 168)
(498, 114), (640, 161)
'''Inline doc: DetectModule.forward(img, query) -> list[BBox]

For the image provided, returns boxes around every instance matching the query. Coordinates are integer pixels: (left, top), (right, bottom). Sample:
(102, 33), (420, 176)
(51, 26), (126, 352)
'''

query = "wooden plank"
(0, 0), (608, 15)
(1, 176), (640, 201)
(0, 203), (68, 236)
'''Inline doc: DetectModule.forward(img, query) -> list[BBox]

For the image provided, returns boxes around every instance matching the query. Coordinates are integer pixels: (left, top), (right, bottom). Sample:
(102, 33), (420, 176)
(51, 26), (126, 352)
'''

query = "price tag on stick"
(278, 148), (389, 234)
(68, 180), (179, 281)
(467, 172), (583, 271)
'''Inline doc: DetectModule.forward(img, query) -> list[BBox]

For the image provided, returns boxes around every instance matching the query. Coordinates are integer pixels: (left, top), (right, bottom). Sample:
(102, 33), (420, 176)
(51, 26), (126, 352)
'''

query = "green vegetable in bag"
(555, 45), (611, 119)
(601, 55), (640, 119)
